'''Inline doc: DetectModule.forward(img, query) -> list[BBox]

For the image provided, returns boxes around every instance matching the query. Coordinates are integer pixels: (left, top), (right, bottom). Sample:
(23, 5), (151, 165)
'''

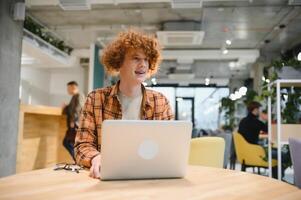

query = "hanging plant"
(24, 16), (73, 55)
(268, 58), (301, 71)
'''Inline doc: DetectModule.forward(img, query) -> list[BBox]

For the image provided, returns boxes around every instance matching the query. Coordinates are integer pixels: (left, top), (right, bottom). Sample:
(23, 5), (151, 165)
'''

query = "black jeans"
(271, 148), (290, 179)
(63, 136), (75, 161)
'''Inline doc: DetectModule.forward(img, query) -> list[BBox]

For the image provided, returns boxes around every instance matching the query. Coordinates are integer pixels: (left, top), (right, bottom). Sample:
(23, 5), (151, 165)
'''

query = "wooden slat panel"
(17, 105), (73, 173)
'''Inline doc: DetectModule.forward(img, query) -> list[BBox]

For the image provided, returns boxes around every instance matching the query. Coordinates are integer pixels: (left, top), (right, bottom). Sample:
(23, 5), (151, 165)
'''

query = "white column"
(276, 81), (282, 180)
(267, 83), (272, 178)
(88, 43), (96, 93)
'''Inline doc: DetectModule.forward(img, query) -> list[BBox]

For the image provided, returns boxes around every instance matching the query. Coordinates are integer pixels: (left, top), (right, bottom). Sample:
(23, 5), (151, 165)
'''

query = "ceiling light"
(226, 40), (232, 45)
(229, 62), (236, 68)
(239, 86), (247, 96)
(205, 77), (210, 86)
(21, 54), (35, 65)
(229, 94), (236, 101)
(234, 91), (242, 99)
(298, 52), (301, 61)
(176, 97), (183, 102)
(222, 49), (228, 54)
(151, 78), (157, 85)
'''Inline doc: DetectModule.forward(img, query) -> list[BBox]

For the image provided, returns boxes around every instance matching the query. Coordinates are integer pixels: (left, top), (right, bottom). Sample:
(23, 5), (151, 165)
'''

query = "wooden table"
(0, 166), (300, 200)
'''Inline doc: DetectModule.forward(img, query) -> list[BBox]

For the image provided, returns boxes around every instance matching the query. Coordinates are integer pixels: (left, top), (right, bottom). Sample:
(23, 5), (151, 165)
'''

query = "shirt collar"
(109, 81), (120, 97)
(248, 112), (258, 119)
(109, 80), (152, 107)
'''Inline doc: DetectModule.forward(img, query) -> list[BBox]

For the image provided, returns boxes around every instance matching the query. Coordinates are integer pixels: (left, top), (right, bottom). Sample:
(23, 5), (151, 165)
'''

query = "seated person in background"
(238, 101), (267, 145)
(238, 101), (290, 179)
(74, 29), (174, 179)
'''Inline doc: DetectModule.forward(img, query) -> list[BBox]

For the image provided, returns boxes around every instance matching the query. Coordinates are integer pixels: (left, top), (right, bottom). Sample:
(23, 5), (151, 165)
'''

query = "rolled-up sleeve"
(74, 92), (100, 167)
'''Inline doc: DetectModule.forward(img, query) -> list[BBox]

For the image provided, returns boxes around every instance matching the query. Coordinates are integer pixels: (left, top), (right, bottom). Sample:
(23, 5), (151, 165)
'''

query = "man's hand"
(90, 154), (101, 179)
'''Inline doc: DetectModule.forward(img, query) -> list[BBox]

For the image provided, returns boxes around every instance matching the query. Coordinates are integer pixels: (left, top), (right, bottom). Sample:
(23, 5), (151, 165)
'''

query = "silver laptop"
(100, 120), (192, 180)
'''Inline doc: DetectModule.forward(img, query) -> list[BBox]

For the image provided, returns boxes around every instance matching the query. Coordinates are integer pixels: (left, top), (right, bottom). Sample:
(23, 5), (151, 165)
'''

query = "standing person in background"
(62, 81), (85, 161)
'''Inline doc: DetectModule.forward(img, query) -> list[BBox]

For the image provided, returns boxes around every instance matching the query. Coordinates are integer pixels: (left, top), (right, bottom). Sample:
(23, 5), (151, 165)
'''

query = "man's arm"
(74, 92), (100, 168)
(260, 120), (268, 133)
(73, 94), (85, 127)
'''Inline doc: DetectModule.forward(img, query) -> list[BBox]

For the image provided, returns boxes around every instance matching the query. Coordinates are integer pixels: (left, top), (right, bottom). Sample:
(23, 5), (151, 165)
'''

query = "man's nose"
(139, 59), (148, 67)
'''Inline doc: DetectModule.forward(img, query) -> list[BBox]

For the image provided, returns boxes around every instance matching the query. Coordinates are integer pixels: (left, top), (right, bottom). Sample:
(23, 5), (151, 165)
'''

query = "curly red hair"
(101, 29), (162, 76)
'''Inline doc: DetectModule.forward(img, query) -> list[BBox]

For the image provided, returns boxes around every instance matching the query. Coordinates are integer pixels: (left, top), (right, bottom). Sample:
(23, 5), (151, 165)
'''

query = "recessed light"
(222, 49), (228, 54)
(205, 78), (210, 86)
(176, 97), (183, 102)
(151, 78), (157, 85)
(226, 40), (232, 45)
(229, 62), (236, 68)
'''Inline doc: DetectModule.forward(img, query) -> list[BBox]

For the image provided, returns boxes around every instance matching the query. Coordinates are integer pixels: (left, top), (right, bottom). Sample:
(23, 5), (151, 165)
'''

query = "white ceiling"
(24, 0), (301, 84)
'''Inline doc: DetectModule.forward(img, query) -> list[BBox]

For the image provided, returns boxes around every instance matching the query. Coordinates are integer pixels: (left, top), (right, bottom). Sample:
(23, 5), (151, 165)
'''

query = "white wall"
(20, 66), (87, 107)
(49, 66), (87, 107)
(20, 67), (51, 105)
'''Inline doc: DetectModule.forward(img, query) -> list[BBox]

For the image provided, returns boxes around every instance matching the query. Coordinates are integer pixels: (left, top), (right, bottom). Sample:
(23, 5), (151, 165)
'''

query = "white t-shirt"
(117, 90), (142, 120)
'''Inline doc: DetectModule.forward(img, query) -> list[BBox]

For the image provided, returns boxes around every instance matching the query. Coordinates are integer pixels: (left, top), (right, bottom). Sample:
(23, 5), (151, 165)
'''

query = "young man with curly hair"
(74, 29), (174, 179)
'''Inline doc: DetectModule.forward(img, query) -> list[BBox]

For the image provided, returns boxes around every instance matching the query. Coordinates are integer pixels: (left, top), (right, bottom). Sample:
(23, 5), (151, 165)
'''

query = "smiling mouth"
(135, 70), (146, 75)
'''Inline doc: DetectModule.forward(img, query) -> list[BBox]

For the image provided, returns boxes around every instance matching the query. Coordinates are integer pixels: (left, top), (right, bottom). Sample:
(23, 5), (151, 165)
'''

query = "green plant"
(24, 16), (73, 54)
(260, 58), (301, 124)
(220, 97), (236, 131)
(243, 89), (258, 106)
(282, 88), (301, 124)
(268, 58), (301, 71)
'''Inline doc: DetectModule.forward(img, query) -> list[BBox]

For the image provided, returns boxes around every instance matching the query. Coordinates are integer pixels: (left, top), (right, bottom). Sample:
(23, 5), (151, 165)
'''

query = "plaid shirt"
(74, 81), (174, 167)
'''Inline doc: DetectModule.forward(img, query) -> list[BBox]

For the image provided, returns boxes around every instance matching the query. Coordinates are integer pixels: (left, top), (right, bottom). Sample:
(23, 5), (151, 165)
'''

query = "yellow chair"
(189, 137), (225, 168)
(233, 132), (277, 171)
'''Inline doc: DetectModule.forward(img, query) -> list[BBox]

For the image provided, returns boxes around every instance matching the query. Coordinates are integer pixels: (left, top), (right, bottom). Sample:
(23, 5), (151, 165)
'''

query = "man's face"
(252, 108), (260, 117)
(67, 84), (78, 95)
(119, 48), (149, 84)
